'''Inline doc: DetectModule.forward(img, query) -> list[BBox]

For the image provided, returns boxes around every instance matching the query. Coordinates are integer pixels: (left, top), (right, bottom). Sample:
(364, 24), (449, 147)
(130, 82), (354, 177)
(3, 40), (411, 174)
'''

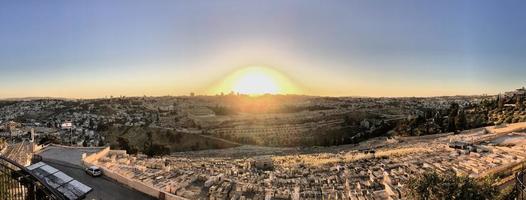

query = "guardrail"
(0, 155), (65, 200)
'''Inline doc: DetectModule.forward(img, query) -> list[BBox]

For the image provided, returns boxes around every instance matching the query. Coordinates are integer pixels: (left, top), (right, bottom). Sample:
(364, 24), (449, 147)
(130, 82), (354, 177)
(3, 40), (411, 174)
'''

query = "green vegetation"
(38, 135), (60, 145)
(116, 137), (138, 154)
(395, 101), (495, 137)
(208, 104), (333, 116)
(142, 131), (170, 157)
(496, 185), (517, 200)
(405, 170), (498, 200)
(143, 144), (170, 157)
(208, 105), (237, 115)
(103, 126), (239, 155)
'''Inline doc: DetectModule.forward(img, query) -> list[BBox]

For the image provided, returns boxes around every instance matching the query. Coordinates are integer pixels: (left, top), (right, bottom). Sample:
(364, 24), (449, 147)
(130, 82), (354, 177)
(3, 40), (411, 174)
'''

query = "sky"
(1, 0), (526, 98)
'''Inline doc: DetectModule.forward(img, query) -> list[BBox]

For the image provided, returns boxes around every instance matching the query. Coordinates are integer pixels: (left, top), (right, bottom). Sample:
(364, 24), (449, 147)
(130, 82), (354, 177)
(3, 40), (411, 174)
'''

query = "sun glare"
(212, 66), (299, 95)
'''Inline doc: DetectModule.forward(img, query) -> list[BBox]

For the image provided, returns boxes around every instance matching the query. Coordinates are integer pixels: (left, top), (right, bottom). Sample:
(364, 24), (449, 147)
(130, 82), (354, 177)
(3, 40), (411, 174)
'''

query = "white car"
(85, 166), (103, 177)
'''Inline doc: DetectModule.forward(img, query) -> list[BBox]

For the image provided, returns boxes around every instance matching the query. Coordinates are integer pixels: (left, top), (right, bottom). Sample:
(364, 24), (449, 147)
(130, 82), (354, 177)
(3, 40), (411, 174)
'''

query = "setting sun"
(211, 66), (300, 95)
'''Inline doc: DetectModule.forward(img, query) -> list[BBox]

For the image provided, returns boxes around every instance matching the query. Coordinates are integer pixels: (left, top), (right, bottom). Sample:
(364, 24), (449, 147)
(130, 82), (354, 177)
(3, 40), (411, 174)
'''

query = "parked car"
(85, 166), (103, 177)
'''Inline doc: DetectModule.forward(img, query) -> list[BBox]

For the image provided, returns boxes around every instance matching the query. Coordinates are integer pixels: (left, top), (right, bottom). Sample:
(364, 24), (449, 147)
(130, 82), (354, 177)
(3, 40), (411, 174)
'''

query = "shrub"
(405, 170), (498, 200)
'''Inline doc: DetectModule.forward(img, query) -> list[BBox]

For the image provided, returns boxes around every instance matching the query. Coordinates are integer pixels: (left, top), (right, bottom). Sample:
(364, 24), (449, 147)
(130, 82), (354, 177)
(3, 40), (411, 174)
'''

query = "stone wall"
(82, 146), (110, 166)
(81, 148), (188, 200)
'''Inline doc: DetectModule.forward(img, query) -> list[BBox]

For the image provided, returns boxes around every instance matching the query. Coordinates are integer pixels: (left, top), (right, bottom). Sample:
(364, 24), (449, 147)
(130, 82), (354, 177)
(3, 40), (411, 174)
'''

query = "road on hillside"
(44, 159), (155, 200)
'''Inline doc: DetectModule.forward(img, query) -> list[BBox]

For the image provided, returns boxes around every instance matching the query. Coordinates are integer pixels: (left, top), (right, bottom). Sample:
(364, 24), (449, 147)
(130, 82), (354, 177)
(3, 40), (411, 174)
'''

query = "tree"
(116, 136), (138, 154)
(89, 118), (95, 129)
(38, 135), (60, 145)
(144, 144), (170, 157)
(405, 170), (498, 200)
(497, 95), (505, 109)
(447, 103), (459, 132)
(116, 137), (130, 150)
(455, 109), (467, 130)
(146, 131), (153, 147)
(97, 139), (105, 147)
(516, 96), (524, 109)
(127, 146), (138, 154)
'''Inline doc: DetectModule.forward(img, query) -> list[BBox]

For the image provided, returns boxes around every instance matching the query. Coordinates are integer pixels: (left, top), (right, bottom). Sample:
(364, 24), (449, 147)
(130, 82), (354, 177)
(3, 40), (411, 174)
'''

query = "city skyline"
(3, 2), (526, 199)
(1, 0), (526, 98)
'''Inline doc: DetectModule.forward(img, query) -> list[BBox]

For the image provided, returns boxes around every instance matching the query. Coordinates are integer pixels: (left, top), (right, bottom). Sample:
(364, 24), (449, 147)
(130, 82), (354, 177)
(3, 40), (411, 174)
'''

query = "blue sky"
(1, 0), (525, 98)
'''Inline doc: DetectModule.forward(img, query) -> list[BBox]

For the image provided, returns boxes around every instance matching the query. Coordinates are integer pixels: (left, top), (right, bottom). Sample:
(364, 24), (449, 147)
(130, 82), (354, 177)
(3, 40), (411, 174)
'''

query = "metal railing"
(0, 156), (65, 200)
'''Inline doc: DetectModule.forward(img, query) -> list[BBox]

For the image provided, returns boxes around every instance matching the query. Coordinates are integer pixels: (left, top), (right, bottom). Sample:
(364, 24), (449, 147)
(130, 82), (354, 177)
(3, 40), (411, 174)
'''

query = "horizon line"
(0, 92), (498, 101)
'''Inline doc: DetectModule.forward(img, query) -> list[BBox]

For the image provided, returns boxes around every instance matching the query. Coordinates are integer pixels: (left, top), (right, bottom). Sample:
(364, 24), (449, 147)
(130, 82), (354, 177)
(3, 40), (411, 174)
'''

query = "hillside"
(102, 126), (239, 153)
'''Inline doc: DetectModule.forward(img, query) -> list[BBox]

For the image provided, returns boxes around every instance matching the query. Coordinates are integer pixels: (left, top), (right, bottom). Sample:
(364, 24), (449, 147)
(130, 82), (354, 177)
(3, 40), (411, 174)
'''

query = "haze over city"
(2, 1), (526, 200)
(2, 0), (526, 98)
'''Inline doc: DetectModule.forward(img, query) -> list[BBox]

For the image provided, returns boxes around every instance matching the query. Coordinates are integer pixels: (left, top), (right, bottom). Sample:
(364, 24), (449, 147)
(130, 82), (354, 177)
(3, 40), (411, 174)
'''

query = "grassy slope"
(103, 126), (239, 153)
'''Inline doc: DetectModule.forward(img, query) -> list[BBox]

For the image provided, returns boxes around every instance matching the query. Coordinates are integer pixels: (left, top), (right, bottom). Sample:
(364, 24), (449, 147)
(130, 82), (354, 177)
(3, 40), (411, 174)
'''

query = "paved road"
(44, 159), (155, 200)
(37, 146), (155, 200)
(38, 146), (103, 166)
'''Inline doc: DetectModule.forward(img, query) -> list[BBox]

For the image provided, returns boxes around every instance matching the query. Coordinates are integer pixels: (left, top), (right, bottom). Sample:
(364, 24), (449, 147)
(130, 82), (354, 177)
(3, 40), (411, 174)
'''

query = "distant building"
(504, 87), (526, 98)
(190, 92), (195, 97)
(187, 107), (215, 119)
(5, 121), (19, 133)
(250, 156), (273, 170)
(61, 120), (73, 129)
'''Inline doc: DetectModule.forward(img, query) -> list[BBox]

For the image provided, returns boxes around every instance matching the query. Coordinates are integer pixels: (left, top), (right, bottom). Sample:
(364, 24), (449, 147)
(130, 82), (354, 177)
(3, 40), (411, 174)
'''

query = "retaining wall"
(81, 148), (187, 200)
